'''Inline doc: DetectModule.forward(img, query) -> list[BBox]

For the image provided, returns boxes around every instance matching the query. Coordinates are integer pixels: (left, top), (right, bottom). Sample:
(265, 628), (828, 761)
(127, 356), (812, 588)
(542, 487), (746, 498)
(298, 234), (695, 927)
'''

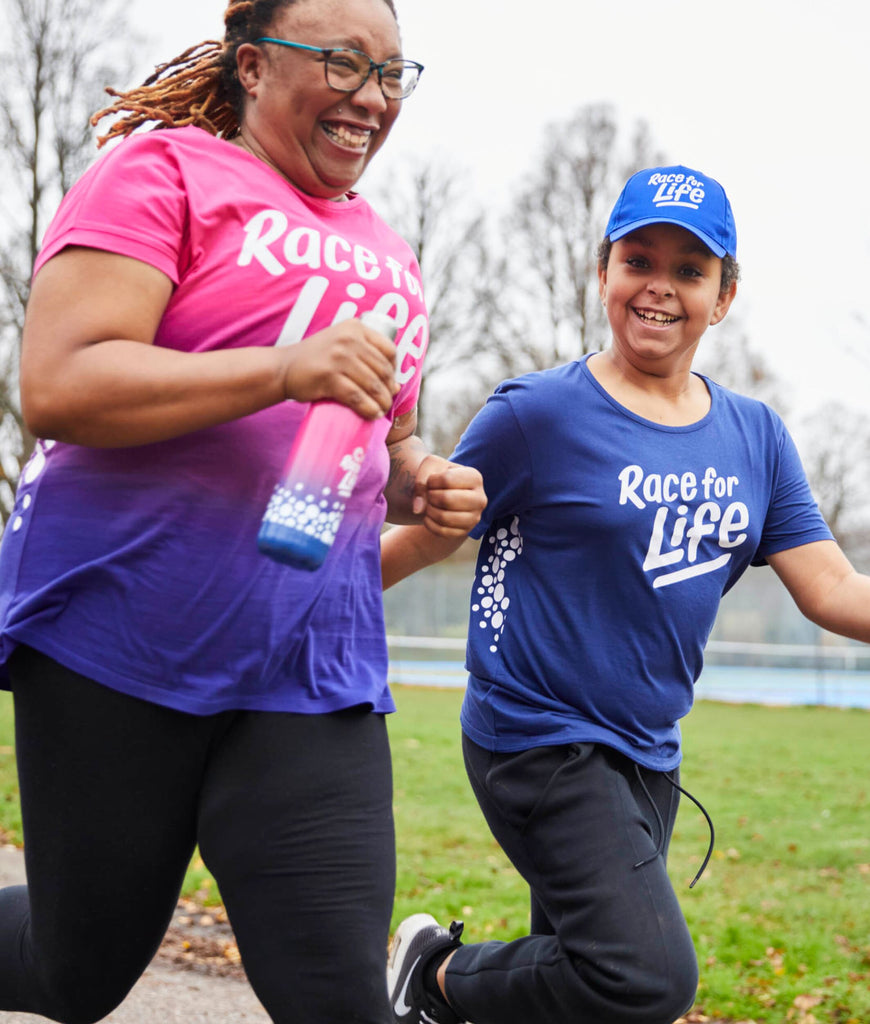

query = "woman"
(0, 1), (485, 1021)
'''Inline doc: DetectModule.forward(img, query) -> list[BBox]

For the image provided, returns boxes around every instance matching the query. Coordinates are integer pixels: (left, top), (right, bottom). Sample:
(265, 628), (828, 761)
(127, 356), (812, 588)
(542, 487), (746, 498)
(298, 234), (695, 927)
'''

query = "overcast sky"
(131, 0), (870, 420)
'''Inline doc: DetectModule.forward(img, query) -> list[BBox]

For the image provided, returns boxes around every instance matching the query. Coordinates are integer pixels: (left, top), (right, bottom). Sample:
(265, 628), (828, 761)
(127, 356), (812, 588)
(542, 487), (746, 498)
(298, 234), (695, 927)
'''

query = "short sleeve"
(34, 133), (189, 284)
(451, 381), (534, 540)
(753, 422), (833, 563)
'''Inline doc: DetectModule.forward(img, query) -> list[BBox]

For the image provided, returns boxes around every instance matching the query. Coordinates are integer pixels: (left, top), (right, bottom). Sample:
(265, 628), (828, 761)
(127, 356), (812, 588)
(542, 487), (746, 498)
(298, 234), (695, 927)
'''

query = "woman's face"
(237, 0), (403, 198)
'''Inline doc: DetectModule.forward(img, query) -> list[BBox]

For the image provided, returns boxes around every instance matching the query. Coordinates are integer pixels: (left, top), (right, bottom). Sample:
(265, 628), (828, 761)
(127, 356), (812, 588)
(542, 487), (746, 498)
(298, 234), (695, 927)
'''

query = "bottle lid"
(359, 311), (398, 341)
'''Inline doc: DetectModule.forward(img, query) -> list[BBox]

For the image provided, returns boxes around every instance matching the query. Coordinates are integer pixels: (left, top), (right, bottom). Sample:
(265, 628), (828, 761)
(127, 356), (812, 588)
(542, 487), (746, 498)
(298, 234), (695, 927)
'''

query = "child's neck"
(587, 351), (711, 426)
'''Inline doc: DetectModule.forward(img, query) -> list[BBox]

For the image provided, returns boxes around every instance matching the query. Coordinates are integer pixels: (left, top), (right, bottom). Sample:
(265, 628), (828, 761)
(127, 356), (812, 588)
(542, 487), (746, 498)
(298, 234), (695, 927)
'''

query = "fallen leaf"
(793, 993), (823, 1011)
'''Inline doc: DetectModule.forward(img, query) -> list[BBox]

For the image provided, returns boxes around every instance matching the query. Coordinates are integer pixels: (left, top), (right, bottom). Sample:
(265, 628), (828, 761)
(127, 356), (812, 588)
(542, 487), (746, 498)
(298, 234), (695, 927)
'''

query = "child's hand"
(410, 457), (487, 537)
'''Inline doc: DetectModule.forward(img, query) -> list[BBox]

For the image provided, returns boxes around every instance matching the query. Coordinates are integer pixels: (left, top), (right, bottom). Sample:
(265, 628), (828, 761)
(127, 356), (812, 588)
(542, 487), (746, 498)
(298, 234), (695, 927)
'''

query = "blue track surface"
(387, 659), (870, 709)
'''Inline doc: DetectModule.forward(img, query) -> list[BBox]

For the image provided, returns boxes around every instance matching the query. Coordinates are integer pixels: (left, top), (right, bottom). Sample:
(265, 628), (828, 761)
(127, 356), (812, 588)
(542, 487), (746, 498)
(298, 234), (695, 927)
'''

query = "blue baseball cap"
(604, 165), (737, 258)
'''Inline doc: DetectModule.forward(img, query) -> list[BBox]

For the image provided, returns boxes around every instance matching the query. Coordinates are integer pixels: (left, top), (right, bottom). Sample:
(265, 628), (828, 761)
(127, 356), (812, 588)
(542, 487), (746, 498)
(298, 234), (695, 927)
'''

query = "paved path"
(0, 846), (724, 1024)
(0, 845), (271, 1023)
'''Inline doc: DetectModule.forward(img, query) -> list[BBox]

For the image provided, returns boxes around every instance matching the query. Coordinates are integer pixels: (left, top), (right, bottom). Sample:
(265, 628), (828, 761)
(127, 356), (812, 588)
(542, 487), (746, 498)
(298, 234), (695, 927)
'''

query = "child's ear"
(710, 280), (737, 326)
(598, 263), (607, 303)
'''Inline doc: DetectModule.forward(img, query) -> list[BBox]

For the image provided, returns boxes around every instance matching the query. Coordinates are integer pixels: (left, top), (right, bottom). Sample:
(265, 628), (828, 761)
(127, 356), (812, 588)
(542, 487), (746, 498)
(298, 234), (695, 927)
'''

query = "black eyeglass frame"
(255, 38), (424, 100)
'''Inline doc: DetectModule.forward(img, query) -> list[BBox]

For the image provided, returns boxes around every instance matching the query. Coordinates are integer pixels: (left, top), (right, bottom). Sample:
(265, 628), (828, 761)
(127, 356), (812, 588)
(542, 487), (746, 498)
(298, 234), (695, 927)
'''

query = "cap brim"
(608, 217), (728, 259)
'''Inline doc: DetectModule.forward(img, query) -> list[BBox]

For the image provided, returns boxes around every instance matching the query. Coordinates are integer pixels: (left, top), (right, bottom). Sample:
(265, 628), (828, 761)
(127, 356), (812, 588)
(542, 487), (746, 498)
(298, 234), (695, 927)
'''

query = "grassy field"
(0, 687), (868, 1022)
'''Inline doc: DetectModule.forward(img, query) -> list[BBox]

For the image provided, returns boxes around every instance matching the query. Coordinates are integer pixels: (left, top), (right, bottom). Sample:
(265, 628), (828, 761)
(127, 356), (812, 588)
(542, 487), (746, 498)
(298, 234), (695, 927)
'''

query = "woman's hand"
(280, 318), (399, 420)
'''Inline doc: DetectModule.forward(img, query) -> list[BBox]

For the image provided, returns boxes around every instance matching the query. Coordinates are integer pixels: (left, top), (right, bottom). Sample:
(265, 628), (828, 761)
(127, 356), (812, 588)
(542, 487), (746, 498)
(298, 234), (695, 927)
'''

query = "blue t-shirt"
(452, 356), (833, 770)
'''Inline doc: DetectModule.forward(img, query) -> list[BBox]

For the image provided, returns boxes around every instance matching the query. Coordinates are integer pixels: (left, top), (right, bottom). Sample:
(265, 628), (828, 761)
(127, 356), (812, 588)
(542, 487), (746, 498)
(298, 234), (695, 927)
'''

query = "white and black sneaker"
(387, 913), (465, 1024)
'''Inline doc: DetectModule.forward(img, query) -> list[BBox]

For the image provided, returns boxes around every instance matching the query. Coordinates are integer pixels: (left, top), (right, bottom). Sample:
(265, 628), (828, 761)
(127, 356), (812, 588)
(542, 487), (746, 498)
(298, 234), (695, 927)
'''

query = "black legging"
(0, 645), (395, 1024)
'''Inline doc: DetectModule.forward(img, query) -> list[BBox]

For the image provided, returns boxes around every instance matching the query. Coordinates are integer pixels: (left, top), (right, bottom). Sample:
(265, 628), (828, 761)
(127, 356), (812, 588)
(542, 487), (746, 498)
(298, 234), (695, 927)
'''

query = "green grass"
(0, 694), (20, 845)
(1, 687), (868, 1021)
(388, 689), (870, 1024)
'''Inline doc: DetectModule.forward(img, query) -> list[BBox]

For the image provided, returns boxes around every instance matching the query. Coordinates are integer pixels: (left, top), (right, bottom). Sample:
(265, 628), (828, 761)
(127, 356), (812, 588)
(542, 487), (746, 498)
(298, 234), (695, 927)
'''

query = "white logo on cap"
(648, 172), (705, 210)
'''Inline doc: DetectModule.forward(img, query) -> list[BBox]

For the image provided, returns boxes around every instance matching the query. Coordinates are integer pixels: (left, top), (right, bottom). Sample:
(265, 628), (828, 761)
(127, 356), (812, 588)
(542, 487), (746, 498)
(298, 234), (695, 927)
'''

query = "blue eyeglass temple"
(255, 38), (420, 72)
(257, 38), (328, 56)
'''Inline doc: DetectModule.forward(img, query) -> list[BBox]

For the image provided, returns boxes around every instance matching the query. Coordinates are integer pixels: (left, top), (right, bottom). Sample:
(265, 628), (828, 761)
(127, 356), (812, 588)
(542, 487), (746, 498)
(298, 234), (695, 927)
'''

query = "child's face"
(598, 223), (736, 374)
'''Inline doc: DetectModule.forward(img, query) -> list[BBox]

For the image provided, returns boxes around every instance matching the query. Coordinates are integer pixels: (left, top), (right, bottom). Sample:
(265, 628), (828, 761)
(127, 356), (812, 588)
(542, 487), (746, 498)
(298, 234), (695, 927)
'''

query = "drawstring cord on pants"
(632, 765), (715, 888)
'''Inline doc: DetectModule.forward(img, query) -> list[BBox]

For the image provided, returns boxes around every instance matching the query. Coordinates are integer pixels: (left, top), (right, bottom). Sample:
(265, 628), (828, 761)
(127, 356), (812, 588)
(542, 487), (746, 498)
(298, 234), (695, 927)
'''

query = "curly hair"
(596, 236), (740, 295)
(92, 0), (398, 146)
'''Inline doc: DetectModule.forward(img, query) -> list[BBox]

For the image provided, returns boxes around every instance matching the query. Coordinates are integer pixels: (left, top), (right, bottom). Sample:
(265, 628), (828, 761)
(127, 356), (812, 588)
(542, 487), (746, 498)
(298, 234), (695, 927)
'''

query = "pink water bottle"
(257, 312), (398, 570)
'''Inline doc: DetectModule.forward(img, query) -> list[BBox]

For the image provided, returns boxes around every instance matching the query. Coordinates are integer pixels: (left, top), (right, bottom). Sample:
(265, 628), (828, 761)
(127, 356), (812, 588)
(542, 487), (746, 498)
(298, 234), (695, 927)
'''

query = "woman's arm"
(21, 247), (399, 447)
(768, 539), (870, 642)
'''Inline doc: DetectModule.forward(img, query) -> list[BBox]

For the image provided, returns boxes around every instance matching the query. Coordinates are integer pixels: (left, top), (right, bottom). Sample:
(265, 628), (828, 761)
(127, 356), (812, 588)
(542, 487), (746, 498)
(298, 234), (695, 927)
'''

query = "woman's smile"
(321, 117), (375, 152)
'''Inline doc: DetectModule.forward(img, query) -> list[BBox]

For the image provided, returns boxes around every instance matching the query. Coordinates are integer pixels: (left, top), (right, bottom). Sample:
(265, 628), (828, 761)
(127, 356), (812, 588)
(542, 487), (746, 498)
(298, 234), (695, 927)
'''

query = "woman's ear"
(236, 42), (264, 99)
(598, 263), (607, 305)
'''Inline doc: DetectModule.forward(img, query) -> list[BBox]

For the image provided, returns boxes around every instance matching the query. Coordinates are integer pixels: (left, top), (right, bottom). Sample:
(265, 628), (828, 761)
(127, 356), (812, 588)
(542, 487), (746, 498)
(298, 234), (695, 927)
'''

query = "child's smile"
(599, 222), (735, 374)
(631, 307), (683, 327)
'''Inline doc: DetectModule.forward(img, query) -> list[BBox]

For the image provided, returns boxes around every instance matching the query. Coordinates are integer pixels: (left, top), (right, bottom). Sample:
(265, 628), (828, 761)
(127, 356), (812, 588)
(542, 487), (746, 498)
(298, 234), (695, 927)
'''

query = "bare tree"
(366, 106), (666, 452)
(693, 322), (790, 415)
(364, 156), (512, 451)
(696, 338), (870, 565)
(0, 0), (134, 526)
(794, 401), (870, 565)
(505, 103), (665, 369)
(418, 105), (667, 450)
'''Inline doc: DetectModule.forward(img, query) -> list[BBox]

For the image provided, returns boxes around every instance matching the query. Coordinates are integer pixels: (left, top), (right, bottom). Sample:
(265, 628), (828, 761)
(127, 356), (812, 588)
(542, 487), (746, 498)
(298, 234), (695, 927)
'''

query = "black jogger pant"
(444, 735), (699, 1024)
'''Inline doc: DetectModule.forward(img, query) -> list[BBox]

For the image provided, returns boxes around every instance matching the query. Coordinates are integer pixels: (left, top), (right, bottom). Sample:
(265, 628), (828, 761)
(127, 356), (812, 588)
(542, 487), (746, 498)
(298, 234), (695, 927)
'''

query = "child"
(380, 164), (870, 1024)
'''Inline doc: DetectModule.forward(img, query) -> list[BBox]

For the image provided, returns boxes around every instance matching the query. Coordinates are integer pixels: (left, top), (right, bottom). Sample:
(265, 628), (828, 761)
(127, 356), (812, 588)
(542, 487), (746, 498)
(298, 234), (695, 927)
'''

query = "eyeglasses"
(255, 38), (424, 100)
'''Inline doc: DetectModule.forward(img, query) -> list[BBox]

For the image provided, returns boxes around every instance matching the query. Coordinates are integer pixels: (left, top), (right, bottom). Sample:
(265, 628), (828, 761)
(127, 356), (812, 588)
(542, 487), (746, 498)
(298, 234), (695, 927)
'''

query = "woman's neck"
(230, 132), (349, 202)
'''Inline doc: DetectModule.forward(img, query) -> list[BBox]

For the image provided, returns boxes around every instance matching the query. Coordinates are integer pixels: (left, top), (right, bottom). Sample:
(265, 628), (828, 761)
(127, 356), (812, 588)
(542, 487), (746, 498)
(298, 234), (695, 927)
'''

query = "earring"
(337, 106), (343, 114)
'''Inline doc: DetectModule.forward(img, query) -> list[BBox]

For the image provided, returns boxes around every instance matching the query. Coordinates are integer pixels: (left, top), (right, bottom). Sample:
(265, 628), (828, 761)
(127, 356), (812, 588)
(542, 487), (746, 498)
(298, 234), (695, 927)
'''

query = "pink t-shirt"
(0, 126), (428, 714)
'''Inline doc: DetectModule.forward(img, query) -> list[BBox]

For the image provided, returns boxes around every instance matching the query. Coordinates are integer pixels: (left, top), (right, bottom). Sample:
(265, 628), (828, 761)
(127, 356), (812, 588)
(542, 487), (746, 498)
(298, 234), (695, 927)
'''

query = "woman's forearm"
(21, 248), (399, 448)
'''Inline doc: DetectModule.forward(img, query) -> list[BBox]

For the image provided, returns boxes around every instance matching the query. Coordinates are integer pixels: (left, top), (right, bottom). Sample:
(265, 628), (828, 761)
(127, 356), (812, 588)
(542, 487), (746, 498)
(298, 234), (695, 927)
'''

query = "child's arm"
(768, 540), (870, 642)
(381, 522), (472, 590)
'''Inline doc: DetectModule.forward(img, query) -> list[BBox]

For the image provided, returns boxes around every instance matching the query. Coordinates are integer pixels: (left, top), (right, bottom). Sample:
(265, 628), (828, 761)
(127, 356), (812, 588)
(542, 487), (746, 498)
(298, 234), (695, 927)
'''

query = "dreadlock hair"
(92, 0), (398, 147)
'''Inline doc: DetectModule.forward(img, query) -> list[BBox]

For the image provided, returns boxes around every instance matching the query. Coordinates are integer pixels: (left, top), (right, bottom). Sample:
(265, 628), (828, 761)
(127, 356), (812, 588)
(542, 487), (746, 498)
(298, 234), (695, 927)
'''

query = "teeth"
(324, 123), (371, 149)
(635, 309), (679, 324)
